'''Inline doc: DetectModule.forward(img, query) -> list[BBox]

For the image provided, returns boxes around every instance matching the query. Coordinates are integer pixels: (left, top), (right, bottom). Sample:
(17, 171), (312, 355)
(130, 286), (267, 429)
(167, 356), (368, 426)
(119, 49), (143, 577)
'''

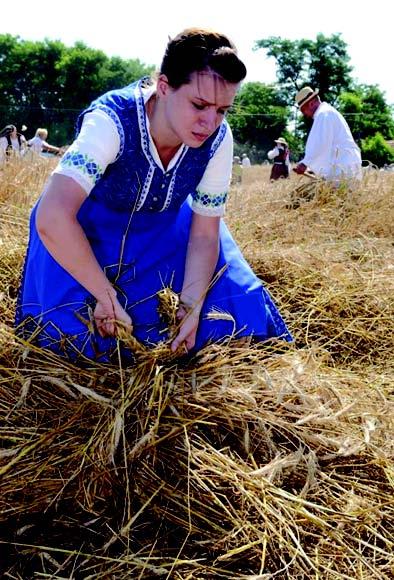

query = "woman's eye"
(193, 103), (205, 111)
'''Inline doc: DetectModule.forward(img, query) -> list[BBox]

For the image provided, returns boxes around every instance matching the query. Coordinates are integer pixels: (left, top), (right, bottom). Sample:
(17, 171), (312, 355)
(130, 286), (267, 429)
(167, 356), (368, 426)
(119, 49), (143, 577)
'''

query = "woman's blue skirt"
(15, 195), (292, 363)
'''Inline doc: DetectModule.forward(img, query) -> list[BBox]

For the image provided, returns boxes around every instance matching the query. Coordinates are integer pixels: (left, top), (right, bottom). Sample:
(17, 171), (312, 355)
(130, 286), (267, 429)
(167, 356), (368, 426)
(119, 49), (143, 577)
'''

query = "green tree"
(100, 55), (153, 92)
(227, 82), (290, 160)
(0, 35), (154, 143)
(361, 132), (394, 166)
(338, 85), (394, 141)
(255, 34), (353, 103)
(57, 43), (153, 108)
(337, 91), (363, 140)
(307, 34), (352, 103)
(56, 42), (108, 109)
(0, 35), (66, 132)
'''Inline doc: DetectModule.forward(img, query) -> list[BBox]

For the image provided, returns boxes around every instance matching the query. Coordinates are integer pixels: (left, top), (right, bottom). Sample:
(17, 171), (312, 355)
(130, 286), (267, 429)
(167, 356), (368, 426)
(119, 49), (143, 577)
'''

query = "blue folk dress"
(15, 79), (292, 363)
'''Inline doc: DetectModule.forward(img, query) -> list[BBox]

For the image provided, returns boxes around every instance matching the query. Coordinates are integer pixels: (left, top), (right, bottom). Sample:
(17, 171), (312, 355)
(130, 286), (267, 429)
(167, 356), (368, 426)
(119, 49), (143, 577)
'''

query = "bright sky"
(3, 0), (394, 105)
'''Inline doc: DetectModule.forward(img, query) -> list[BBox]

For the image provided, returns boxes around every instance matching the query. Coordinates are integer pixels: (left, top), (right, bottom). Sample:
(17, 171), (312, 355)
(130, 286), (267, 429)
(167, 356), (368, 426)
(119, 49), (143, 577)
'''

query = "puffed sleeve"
(191, 122), (233, 217)
(53, 109), (120, 194)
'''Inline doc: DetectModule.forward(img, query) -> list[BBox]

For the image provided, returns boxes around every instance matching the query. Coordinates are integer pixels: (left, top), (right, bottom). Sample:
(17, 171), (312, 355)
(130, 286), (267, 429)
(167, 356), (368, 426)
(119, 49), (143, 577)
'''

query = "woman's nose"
(200, 109), (218, 131)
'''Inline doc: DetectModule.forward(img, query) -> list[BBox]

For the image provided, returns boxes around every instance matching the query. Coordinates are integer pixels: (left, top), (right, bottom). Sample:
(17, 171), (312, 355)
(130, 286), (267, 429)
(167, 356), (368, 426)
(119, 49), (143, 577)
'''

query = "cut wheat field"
(0, 157), (393, 579)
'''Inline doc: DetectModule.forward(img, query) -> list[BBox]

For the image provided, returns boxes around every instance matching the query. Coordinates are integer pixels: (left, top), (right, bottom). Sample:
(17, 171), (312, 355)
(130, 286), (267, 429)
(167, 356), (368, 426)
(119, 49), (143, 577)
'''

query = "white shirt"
(27, 135), (49, 153)
(301, 102), (361, 180)
(242, 156), (251, 167)
(267, 146), (290, 166)
(54, 84), (233, 217)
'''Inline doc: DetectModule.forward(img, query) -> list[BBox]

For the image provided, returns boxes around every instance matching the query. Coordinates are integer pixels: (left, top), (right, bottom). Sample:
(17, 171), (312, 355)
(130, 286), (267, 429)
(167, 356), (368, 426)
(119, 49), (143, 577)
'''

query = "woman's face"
(158, 71), (238, 148)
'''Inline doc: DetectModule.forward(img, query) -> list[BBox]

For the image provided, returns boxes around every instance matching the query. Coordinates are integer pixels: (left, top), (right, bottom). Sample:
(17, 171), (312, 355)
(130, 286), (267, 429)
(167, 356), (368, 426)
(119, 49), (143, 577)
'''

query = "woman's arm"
(267, 146), (279, 160)
(36, 174), (132, 337)
(171, 121), (231, 352)
(171, 213), (220, 351)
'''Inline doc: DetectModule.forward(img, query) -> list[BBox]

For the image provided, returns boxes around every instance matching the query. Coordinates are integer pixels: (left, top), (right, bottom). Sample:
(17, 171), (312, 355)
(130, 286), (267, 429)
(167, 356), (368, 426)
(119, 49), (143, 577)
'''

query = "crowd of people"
(0, 124), (62, 161)
(7, 27), (366, 365)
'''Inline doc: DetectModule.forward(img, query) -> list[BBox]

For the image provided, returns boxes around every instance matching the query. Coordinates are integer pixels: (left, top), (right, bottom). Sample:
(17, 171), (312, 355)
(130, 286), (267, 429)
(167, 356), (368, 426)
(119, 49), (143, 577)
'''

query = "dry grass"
(0, 159), (393, 579)
(231, 167), (394, 368)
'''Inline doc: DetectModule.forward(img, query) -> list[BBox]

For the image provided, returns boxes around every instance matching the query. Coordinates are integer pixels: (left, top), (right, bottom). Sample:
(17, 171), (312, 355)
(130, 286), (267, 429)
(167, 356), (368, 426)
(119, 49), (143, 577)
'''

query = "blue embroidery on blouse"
(61, 151), (103, 184)
(192, 189), (228, 208)
(75, 79), (228, 213)
(135, 83), (157, 168)
(210, 122), (228, 159)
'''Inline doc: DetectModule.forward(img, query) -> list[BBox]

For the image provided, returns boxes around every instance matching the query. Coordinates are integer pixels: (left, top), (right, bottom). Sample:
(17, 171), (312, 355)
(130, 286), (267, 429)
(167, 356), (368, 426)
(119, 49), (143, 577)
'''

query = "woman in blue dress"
(16, 28), (291, 364)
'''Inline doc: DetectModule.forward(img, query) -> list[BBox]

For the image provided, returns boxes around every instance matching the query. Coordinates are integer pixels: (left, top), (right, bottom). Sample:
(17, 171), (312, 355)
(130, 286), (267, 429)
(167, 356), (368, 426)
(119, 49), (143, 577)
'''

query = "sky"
(2, 0), (394, 105)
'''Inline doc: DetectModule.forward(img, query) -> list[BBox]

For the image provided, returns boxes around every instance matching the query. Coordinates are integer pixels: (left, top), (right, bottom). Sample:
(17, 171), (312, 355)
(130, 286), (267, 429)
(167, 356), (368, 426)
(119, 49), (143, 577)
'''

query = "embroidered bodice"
(61, 79), (228, 213)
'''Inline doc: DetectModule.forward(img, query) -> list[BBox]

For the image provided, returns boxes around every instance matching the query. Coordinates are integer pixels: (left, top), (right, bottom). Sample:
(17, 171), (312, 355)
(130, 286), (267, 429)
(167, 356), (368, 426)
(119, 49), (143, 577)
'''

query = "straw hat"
(295, 86), (319, 108)
(275, 137), (288, 146)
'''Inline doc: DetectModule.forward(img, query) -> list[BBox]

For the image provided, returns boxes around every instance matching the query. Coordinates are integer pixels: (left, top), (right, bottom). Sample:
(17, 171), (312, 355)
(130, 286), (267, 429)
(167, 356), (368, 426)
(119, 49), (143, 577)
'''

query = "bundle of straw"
(0, 331), (393, 578)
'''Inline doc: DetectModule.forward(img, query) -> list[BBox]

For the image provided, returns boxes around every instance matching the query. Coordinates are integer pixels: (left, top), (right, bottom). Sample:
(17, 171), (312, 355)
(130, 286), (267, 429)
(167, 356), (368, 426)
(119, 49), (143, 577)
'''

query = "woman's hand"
(171, 303), (200, 353)
(94, 288), (133, 337)
(171, 213), (220, 354)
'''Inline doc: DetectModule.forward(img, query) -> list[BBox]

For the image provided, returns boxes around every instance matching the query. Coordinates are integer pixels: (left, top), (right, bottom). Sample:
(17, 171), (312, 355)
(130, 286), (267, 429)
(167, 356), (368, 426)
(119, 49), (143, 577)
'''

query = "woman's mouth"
(192, 132), (209, 143)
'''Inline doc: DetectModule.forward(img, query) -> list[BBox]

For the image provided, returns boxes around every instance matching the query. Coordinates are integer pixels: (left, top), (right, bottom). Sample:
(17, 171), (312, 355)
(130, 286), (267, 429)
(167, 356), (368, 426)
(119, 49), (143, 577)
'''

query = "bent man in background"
(294, 87), (361, 183)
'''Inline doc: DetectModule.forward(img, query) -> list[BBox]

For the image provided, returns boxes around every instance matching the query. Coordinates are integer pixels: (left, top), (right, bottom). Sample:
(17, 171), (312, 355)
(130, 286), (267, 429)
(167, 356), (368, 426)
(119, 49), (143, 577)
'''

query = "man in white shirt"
(293, 87), (361, 183)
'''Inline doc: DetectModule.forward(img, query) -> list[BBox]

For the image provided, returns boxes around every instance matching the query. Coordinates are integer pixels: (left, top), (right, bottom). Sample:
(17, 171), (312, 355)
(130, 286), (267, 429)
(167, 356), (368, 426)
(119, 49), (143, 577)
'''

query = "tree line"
(0, 35), (154, 144)
(2, 33), (394, 165)
(230, 33), (394, 165)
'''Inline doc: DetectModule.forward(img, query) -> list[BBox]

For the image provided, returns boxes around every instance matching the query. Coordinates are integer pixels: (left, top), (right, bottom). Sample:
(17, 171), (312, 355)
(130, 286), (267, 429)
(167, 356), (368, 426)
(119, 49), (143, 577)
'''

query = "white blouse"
(54, 85), (233, 216)
(0, 135), (26, 159)
(27, 136), (49, 153)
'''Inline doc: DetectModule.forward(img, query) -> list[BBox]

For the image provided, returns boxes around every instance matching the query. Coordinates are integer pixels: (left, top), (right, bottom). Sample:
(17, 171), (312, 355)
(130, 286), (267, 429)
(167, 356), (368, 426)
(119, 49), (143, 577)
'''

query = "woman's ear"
(157, 74), (169, 98)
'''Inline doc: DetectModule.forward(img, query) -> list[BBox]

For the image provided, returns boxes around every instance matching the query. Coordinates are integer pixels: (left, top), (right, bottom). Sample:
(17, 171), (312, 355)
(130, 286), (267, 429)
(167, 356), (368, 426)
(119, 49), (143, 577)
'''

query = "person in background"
(28, 128), (61, 156)
(0, 124), (27, 160)
(293, 87), (361, 183)
(241, 152), (251, 167)
(267, 137), (290, 180)
(231, 155), (242, 185)
(16, 28), (291, 364)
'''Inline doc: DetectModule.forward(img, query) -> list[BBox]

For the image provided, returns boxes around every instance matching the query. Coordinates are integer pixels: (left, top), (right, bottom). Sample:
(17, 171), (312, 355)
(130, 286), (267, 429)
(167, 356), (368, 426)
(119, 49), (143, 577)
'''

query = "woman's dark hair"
(0, 125), (17, 138)
(160, 28), (247, 88)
